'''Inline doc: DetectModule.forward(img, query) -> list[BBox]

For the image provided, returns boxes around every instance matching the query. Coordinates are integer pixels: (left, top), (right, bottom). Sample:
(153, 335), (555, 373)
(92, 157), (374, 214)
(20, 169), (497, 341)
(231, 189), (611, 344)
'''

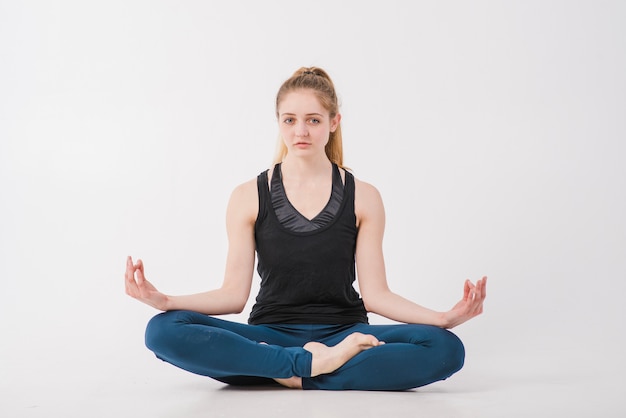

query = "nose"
(295, 121), (309, 137)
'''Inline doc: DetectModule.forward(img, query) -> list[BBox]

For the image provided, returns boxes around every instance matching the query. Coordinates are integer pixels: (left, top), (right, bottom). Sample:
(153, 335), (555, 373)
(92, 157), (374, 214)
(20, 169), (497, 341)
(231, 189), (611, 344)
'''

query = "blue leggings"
(145, 310), (465, 391)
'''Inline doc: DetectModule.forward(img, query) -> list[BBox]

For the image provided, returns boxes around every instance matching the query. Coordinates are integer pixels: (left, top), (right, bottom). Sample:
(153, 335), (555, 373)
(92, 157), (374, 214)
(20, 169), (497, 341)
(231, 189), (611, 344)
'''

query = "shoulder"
(230, 166), (273, 198)
(352, 174), (383, 206)
(226, 175), (263, 224)
(231, 176), (259, 198)
(352, 175), (385, 227)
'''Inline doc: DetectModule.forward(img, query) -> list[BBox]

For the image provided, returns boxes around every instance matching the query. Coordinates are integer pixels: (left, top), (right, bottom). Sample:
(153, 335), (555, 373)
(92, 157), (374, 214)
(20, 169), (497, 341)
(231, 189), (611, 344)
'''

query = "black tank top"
(248, 165), (368, 325)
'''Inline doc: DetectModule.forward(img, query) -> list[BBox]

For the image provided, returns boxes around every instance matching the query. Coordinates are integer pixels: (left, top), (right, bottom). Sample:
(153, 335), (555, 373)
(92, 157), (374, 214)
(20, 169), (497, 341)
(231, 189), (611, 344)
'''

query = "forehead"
(278, 89), (327, 115)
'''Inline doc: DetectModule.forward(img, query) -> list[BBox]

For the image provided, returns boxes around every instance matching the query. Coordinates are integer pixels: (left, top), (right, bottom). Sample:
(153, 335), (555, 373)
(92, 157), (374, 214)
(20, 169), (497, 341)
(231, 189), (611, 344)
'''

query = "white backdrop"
(1, 0), (625, 413)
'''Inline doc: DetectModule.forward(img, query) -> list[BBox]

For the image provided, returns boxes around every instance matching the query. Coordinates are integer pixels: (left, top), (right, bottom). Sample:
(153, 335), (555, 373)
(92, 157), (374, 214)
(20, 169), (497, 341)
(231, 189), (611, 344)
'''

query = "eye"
(283, 117), (294, 124)
(309, 118), (320, 124)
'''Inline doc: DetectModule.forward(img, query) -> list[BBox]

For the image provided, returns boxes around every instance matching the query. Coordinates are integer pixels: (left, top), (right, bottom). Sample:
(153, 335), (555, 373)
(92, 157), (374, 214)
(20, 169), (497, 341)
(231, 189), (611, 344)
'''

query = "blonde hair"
(273, 67), (344, 167)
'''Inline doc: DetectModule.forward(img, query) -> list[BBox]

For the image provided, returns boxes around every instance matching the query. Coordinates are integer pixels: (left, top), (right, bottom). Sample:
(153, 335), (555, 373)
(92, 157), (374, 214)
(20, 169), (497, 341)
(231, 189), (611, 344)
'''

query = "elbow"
(360, 287), (392, 315)
(225, 296), (247, 314)
(361, 294), (379, 314)
(219, 284), (250, 315)
(230, 293), (250, 314)
(231, 302), (247, 314)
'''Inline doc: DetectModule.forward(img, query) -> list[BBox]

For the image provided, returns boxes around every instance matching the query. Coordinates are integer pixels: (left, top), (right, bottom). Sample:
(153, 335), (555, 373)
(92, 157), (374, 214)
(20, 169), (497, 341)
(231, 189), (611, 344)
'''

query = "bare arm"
(125, 179), (258, 315)
(354, 179), (486, 329)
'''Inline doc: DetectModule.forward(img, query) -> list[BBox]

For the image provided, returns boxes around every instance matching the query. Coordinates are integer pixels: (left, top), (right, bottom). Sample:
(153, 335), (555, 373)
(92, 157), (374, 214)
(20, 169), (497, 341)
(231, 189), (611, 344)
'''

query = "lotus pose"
(125, 66), (487, 390)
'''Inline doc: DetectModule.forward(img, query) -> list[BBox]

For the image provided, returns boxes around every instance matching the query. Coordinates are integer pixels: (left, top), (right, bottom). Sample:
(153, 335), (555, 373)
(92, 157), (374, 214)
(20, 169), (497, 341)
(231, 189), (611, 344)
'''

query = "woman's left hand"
(441, 277), (487, 329)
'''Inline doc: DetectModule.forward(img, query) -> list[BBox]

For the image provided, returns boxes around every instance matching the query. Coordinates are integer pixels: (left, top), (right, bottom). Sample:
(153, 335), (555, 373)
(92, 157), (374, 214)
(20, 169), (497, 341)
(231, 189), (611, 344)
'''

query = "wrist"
(160, 295), (173, 311)
(438, 312), (451, 329)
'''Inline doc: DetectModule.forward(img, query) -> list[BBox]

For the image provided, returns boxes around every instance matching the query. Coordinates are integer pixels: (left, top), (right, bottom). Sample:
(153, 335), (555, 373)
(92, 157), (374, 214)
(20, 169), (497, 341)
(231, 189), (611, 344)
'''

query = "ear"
(330, 113), (341, 133)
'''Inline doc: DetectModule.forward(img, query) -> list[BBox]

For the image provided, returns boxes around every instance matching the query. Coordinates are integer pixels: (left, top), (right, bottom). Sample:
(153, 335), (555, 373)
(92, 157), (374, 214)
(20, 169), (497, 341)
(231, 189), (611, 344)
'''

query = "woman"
(125, 67), (487, 391)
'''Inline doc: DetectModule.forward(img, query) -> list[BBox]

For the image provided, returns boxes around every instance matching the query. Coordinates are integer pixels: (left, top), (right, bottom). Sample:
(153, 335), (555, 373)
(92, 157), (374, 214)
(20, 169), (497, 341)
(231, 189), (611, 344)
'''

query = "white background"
(1, 1), (625, 416)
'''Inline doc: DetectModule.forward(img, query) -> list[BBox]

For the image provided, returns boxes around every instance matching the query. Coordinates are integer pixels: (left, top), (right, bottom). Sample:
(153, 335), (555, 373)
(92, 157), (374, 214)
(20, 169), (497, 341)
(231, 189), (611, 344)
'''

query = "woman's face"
(277, 89), (340, 160)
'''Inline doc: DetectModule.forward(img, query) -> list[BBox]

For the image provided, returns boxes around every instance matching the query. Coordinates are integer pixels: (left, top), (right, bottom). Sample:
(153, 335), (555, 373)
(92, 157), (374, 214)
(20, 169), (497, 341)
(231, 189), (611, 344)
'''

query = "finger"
(125, 257), (137, 283)
(466, 280), (476, 301)
(473, 278), (482, 300)
(134, 259), (144, 278)
(125, 256), (141, 296)
(482, 276), (487, 299)
(473, 277), (485, 305)
(476, 277), (487, 314)
(463, 280), (471, 300)
(125, 272), (139, 297)
(136, 264), (147, 286)
(469, 279), (487, 315)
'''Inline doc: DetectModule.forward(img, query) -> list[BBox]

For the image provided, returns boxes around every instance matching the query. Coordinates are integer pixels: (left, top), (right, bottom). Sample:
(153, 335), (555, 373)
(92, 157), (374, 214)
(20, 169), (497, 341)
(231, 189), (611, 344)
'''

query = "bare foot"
(304, 332), (383, 377)
(274, 376), (303, 389)
(258, 342), (304, 389)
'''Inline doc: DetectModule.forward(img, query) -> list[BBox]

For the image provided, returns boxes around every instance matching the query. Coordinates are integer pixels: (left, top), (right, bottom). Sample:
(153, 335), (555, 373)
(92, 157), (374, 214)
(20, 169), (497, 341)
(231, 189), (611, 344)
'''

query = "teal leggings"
(145, 310), (465, 391)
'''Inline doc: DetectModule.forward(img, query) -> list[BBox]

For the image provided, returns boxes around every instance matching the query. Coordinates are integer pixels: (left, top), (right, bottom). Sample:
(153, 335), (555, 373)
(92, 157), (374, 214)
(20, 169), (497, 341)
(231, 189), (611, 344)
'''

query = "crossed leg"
(274, 332), (384, 388)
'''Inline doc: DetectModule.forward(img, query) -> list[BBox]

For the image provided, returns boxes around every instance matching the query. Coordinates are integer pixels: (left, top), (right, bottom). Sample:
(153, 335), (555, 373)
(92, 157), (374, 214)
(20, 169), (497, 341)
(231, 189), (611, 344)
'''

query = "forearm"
(164, 287), (248, 315)
(364, 290), (448, 328)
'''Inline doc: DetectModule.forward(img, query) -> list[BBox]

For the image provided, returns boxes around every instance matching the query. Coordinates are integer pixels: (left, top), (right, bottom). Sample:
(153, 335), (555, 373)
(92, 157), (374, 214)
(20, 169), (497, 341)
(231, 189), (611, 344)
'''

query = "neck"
(281, 155), (332, 180)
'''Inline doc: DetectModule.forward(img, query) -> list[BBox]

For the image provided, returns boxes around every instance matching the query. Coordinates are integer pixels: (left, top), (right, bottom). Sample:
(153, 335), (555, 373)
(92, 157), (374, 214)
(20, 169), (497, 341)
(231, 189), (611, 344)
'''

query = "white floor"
(2, 1), (626, 416)
(2, 305), (623, 418)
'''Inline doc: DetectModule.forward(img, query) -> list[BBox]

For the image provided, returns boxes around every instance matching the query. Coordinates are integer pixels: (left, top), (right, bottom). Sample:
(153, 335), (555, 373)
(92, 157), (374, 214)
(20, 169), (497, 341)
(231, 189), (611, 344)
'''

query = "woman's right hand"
(125, 256), (169, 310)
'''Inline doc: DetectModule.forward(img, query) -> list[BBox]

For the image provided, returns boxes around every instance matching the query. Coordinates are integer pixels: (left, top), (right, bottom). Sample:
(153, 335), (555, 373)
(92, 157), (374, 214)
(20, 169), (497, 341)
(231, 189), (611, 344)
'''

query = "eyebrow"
(280, 112), (324, 117)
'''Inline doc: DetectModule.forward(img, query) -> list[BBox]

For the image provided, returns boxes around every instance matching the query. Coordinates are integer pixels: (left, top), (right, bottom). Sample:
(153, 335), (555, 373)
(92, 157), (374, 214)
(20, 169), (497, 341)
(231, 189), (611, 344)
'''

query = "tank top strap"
(256, 169), (270, 223)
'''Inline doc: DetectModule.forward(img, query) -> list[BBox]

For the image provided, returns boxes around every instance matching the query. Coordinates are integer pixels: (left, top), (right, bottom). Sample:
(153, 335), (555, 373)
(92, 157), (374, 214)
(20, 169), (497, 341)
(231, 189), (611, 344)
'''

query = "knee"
(144, 310), (182, 354)
(434, 328), (465, 375)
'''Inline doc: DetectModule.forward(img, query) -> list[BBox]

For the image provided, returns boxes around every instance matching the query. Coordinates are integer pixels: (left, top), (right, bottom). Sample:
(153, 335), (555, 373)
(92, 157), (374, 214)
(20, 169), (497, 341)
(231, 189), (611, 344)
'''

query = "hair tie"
(303, 70), (315, 75)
